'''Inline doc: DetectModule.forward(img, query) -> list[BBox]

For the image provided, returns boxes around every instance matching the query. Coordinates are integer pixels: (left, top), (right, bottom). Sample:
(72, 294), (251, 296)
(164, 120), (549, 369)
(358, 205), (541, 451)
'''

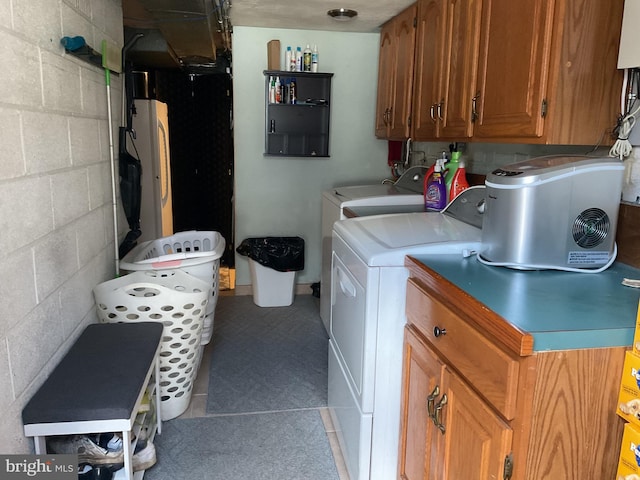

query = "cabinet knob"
(433, 326), (447, 337)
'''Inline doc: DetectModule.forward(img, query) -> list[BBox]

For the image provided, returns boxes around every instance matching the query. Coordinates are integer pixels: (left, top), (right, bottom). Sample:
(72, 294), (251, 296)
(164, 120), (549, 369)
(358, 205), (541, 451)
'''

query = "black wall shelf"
(264, 71), (333, 157)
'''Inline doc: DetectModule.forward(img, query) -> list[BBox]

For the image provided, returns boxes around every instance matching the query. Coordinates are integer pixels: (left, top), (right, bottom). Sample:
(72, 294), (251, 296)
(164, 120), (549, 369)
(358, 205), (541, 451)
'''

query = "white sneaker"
(48, 435), (124, 465)
(132, 440), (156, 471)
(111, 440), (157, 476)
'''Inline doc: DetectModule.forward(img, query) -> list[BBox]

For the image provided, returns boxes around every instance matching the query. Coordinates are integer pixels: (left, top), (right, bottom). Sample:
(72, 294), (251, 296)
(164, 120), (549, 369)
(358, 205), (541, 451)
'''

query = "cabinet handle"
(429, 104), (436, 123)
(433, 326), (446, 337)
(426, 385), (440, 419)
(471, 92), (480, 122)
(434, 393), (448, 434)
(437, 99), (444, 122)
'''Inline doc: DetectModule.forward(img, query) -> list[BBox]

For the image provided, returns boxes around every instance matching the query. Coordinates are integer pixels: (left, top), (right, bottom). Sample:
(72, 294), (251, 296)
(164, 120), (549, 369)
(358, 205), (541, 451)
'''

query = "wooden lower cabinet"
(399, 326), (512, 480)
(399, 269), (627, 479)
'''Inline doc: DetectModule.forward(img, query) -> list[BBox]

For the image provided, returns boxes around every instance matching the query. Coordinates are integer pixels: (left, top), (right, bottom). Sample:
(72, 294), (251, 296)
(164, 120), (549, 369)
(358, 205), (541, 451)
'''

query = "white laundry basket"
(120, 231), (226, 345)
(93, 269), (210, 420)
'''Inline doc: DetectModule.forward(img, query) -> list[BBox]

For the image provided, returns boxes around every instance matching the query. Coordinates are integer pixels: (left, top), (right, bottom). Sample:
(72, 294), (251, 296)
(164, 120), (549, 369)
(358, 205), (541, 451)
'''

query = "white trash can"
(248, 259), (296, 307)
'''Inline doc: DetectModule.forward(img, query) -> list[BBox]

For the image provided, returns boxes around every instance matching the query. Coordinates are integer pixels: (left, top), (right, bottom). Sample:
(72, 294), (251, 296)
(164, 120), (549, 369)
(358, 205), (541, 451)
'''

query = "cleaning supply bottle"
(285, 46), (292, 72)
(296, 47), (303, 71)
(303, 45), (312, 72)
(425, 162), (447, 211)
(289, 77), (297, 104)
(311, 45), (318, 72)
(449, 160), (470, 201)
(422, 152), (448, 205)
(444, 150), (461, 203)
(268, 76), (276, 104)
(274, 76), (281, 103)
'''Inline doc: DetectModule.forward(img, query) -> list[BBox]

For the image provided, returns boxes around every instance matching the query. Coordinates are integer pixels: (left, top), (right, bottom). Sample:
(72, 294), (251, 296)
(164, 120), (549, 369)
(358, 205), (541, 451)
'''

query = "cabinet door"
(412, 0), (446, 141)
(398, 326), (446, 480)
(388, 4), (417, 140)
(375, 22), (395, 138)
(438, 0), (482, 139)
(440, 368), (513, 480)
(472, 0), (554, 138)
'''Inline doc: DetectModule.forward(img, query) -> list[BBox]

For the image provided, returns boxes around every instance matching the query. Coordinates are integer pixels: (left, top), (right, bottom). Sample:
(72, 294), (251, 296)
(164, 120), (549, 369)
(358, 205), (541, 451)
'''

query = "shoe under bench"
(21, 322), (163, 480)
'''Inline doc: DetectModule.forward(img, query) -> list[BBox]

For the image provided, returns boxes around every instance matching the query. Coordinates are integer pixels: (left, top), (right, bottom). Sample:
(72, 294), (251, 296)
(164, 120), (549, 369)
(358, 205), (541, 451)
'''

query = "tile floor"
(175, 267), (350, 480)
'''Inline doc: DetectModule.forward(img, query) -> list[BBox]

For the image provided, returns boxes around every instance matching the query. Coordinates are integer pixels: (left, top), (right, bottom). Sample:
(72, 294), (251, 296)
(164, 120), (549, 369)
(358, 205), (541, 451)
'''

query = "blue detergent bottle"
(425, 162), (447, 211)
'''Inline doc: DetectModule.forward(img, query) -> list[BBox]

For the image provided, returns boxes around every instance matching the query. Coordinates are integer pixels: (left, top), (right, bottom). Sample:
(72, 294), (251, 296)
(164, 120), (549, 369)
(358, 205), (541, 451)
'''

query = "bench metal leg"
(33, 436), (46, 454)
(122, 430), (134, 480)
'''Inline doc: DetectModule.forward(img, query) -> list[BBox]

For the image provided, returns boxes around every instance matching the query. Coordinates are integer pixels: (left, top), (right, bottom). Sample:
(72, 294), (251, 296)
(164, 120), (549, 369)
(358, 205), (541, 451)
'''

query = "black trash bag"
(236, 237), (305, 272)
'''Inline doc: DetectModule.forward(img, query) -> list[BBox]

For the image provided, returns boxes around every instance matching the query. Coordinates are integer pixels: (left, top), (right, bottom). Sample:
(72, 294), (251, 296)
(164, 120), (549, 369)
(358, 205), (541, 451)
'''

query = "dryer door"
(330, 251), (376, 412)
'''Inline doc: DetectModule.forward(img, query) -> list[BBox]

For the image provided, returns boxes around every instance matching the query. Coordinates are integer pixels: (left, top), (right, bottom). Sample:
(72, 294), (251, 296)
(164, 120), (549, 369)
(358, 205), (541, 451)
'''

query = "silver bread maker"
(480, 155), (624, 270)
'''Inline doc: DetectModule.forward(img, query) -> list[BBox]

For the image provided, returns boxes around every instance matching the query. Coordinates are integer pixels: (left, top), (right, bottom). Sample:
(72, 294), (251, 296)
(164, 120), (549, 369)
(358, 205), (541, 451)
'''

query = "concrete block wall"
(0, 0), (123, 452)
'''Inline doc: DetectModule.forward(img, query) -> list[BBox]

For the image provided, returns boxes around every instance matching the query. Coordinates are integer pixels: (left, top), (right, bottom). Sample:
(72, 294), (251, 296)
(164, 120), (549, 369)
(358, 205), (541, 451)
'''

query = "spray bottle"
(423, 152), (448, 202)
(449, 160), (470, 201)
(425, 162), (447, 211)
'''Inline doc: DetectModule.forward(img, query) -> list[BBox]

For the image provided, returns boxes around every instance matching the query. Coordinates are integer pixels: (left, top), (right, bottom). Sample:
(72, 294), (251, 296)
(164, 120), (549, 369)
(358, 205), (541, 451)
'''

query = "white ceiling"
(230, 0), (416, 33)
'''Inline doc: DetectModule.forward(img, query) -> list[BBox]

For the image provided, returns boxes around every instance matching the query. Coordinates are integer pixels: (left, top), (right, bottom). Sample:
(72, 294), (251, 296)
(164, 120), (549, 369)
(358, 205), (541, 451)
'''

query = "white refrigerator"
(128, 99), (173, 243)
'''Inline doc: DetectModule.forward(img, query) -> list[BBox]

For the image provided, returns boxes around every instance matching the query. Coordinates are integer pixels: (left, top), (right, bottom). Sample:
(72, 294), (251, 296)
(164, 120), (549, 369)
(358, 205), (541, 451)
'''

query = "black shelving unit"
(264, 70), (333, 157)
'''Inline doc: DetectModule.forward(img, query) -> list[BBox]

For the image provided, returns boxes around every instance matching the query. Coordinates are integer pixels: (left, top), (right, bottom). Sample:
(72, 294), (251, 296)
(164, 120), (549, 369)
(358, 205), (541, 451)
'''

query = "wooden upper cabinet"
(439, 0), (483, 139)
(375, 23), (395, 138)
(405, 0), (624, 144)
(473, 0), (624, 144)
(412, 0), (446, 140)
(412, 0), (482, 141)
(389, 5), (417, 139)
(472, 0), (553, 139)
(375, 4), (417, 140)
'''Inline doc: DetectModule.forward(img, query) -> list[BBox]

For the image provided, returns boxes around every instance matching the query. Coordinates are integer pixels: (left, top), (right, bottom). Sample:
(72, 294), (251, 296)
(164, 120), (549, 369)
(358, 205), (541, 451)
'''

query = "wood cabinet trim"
(402, 256), (628, 479)
(405, 256), (534, 356)
(406, 278), (520, 419)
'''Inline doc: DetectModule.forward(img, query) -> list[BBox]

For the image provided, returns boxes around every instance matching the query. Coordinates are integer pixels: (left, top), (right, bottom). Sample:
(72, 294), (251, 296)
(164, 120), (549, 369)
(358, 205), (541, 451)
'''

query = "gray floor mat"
(206, 295), (328, 414)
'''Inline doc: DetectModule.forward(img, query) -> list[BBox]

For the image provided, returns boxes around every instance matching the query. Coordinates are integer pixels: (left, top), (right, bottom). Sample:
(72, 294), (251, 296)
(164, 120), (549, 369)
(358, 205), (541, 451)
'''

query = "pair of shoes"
(78, 463), (114, 479)
(111, 440), (157, 477)
(48, 435), (124, 465)
(131, 439), (156, 471)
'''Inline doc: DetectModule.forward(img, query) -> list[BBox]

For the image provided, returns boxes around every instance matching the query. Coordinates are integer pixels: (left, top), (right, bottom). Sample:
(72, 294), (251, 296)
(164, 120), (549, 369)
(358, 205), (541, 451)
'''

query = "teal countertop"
(411, 254), (640, 351)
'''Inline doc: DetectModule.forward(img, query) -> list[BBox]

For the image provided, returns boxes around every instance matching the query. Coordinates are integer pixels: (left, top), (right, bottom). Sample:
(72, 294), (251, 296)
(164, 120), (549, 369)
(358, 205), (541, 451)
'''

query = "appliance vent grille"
(572, 208), (610, 248)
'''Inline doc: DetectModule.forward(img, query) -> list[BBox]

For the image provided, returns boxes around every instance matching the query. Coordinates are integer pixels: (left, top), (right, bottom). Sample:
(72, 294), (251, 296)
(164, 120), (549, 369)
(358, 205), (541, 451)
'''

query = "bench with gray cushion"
(22, 322), (163, 480)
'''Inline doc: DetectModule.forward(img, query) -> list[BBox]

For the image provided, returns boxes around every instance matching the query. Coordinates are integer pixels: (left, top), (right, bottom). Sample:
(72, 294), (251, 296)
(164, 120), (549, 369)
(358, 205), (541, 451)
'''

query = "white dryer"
(320, 166), (428, 330)
(328, 186), (486, 480)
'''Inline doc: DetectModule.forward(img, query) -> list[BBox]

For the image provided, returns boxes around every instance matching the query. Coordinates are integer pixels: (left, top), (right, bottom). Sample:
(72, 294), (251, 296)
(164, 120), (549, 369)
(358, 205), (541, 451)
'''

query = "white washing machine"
(320, 166), (428, 331)
(328, 186), (486, 480)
